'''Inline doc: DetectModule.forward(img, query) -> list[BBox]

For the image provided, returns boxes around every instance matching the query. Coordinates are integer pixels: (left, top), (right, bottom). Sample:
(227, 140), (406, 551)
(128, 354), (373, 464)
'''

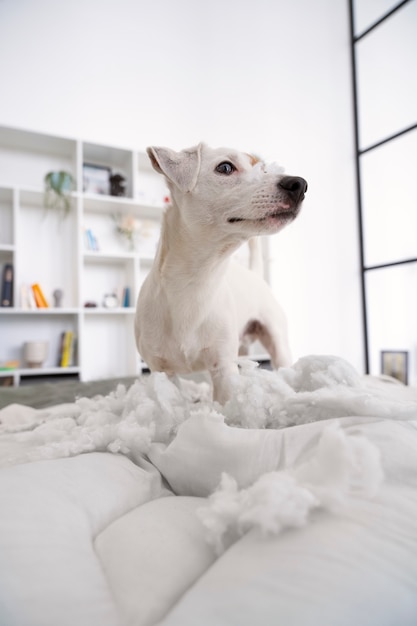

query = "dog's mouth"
(228, 206), (298, 224)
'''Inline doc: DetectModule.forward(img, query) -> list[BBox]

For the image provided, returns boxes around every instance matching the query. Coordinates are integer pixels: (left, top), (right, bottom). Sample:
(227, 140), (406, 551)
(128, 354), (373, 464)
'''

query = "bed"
(1, 354), (417, 626)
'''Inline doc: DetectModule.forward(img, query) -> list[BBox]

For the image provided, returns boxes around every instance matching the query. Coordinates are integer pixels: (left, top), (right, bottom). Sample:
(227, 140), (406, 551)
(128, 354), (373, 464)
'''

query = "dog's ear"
(146, 145), (202, 193)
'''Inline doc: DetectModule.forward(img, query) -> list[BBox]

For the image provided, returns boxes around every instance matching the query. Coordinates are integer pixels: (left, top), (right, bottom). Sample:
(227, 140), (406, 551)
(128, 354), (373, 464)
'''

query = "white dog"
(135, 143), (307, 403)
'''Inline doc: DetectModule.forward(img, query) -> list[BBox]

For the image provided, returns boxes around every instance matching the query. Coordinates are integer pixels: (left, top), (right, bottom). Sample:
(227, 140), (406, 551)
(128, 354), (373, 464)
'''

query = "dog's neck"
(155, 203), (243, 285)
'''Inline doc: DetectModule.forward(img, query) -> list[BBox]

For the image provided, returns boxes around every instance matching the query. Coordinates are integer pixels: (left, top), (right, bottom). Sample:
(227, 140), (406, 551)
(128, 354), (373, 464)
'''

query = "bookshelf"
(0, 125), (166, 386)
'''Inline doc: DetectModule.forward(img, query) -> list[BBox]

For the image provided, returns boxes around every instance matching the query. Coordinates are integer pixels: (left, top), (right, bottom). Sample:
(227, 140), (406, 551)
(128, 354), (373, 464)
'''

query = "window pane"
(353, 0), (399, 36)
(356, 1), (417, 149)
(366, 262), (417, 385)
(361, 129), (417, 267)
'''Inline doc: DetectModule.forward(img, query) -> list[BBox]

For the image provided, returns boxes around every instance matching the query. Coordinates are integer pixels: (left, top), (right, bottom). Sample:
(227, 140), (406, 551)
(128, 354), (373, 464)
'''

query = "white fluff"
(223, 355), (417, 428)
(1, 354), (416, 550)
(198, 421), (384, 554)
(1, 355), (415, 468)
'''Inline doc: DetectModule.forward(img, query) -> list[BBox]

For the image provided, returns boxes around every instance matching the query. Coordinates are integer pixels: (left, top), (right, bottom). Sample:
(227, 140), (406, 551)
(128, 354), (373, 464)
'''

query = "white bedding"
(1, 355), (417, 626)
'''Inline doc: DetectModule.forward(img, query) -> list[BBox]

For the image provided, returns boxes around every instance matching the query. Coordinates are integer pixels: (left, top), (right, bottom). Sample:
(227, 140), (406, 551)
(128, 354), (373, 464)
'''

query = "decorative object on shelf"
(1, 263), (13, 307)
(31, 283), (49, 308)
(103, 293), (119, 308)
(110, 173), (126, 197)
(84, 228), (99, 251)
(122, 286), (130, 308)
(23, 341), (49, 368)
(44, 171), (75, 217)
(53, 288), (63, 308)
(381, 350), (409, 385)
(113, 213), (137, 251)
(83, 163), (111, 195)
(84, 301), (98, 308)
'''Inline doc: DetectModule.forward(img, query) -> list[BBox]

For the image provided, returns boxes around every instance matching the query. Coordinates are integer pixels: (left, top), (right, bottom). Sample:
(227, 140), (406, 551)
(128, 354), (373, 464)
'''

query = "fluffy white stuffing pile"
(224, 355), (417, 428)
(1, 373), (198, 463)
(1, 355), (415, 466)
(1, 354), (416, 549)
(198, 421), (384, 554)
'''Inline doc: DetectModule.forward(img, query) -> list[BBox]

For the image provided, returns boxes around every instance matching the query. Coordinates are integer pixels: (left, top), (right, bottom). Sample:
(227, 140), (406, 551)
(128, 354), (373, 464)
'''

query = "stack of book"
(20, 283), (49, 309)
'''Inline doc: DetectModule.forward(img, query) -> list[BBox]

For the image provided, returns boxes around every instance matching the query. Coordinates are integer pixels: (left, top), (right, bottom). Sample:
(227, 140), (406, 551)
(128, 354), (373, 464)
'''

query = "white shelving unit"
(0, 125), (166, 386)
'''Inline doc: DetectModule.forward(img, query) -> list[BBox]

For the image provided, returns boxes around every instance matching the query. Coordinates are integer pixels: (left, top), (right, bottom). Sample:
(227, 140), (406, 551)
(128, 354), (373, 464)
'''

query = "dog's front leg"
(210, 361), (239, 405)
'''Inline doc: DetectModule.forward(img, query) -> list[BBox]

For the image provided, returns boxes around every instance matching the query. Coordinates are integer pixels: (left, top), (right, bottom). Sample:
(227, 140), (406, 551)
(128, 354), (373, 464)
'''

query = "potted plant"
(44, 171), (75, 217)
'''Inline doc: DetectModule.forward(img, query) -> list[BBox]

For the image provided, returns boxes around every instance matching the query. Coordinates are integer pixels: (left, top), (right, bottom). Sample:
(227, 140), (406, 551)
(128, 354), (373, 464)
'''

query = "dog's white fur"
(135, 143), (307, 404)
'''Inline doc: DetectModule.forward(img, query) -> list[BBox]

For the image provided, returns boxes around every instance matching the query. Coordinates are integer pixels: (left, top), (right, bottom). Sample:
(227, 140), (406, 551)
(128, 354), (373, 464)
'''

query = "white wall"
(0, 0), (364, 372)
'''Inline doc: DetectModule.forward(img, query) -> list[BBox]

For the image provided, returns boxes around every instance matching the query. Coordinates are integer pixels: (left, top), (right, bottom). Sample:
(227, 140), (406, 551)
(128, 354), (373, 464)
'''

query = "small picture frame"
(83, 163), (111, 195)
(380, 351), (408, 385)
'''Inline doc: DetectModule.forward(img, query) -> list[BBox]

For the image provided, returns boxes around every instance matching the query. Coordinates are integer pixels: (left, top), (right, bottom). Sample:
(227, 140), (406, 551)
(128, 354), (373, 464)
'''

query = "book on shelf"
(31, 283), (49, 308)
(1, 263), (13, 307)
(20, 284), (36, 309)
(58, 330), (75, 368)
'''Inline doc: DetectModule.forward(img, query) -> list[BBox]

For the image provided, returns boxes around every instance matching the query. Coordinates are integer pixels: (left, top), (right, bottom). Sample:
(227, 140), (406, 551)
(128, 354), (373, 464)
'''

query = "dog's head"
(147, 143), (307, 238)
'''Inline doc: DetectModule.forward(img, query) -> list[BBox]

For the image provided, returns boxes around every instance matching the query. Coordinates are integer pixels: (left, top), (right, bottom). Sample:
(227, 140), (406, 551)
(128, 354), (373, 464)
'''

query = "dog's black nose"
(278, 176), (308, 202)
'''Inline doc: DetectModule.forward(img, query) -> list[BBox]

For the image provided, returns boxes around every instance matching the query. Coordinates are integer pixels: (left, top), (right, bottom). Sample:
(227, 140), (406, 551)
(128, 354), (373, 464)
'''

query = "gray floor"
(0, 376), (139, 410)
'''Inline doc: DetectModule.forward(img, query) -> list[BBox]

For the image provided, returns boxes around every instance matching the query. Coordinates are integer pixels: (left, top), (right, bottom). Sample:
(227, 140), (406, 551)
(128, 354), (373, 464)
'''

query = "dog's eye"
(216, 162), (236, 175)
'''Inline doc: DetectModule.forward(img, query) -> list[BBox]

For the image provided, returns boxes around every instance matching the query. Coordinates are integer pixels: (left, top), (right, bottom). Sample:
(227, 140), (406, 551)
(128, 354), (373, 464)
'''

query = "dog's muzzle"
(227, 174), (308, 224)
(278, 176), (308, 204)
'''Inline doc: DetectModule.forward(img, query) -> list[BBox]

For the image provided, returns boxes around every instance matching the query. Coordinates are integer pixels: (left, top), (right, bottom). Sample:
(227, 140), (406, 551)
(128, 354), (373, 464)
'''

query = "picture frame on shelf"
(380, 350), (408, 385)
(83, 163), (111, 195)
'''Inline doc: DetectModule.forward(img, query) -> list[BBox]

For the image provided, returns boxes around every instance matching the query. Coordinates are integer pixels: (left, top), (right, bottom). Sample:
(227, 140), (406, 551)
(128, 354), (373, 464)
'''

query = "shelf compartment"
(18, 191), (78, 308)
(83, 208), (162, 259)
(0, 126), (77, 191)
(0, 313), (79, 370)
(81, 255), (136, 309)
(83, 142), (133, 198)
(83, 208), (137, 256)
